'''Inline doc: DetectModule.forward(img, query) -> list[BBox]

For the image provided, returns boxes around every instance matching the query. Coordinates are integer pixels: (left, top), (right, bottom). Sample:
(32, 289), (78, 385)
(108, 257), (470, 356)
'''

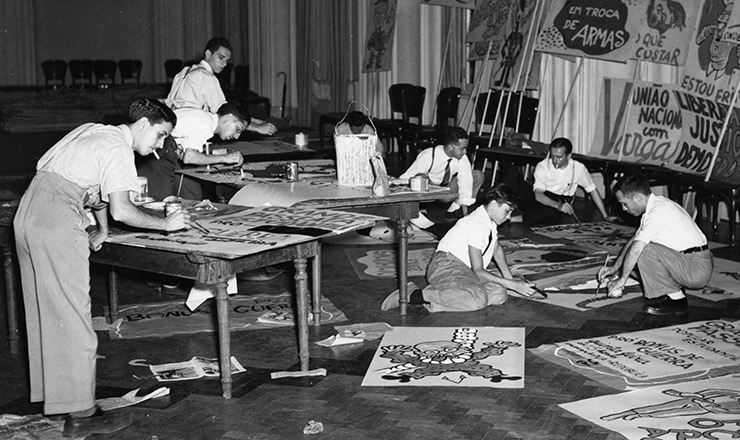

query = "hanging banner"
(421, 0), (476, 8)
(363, 0), (398, 72)
(681, 0), (740, 106)
(589, 78), (740, 185)
(535, 0), (697, 66)
(466, 0), (516, 64)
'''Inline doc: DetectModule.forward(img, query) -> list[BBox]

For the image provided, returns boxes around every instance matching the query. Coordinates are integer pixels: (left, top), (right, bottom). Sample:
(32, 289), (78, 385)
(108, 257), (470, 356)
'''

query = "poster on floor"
(534, 0), (698, 66)
(530, 221), (635, 253)
(687, 257), (740, 301)
(347, 246), (436, 280)
(362, 326), (525, 388)
(531, 319), (740, 390)
(561, 374), (740, 440)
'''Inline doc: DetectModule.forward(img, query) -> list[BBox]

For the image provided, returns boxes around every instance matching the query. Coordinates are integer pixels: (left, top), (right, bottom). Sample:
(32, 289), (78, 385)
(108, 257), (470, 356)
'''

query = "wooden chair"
(164, 59), (184, 84)
(118, 59), (142, 85)
(69, 59), (93, 89)
(41, 60), (67, 89)
(371, 83), (414, 155)
(93, 59), (117, 88)
(400, 86), (460, 162)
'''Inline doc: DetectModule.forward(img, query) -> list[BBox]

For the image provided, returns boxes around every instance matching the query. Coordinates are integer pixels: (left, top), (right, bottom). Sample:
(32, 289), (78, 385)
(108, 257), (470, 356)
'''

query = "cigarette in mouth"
(152, 150), (160, 160)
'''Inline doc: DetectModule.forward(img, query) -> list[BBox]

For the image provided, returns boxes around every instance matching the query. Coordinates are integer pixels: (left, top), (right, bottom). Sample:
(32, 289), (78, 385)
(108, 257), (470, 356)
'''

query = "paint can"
(295, 132), (308, 148)
(286, 162), (300, 181)
(165, 200), (183, 217)
(409, 174), (429, 192)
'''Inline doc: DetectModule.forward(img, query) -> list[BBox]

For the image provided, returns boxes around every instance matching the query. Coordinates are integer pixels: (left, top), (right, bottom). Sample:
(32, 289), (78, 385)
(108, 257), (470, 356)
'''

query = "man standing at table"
(598, 174), (713, 315)
(399, 126), (484, 219)
(166, 37), (276, 136)
(13, 98), (187, 437)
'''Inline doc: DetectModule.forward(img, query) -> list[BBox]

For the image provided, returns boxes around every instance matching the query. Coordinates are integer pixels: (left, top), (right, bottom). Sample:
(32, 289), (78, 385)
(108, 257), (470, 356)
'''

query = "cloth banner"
(531, 319), (740, 390)
(105, 292), (347, 339)
(535, 0), (698, 66)
(362, 326), (525, 388)
(422, 0), (475, 8)
(589, 78), (740, 185)
(561, 375), (740, 440)
(363, 0), (397, 72)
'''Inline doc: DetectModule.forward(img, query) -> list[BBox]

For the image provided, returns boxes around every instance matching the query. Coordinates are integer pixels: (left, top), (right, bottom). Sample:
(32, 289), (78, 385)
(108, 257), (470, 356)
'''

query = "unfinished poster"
(543, 320), (740, 389)
(362, 327), (525, 388)
(363, 0), (397, 72)
(561, 375), (740, 440)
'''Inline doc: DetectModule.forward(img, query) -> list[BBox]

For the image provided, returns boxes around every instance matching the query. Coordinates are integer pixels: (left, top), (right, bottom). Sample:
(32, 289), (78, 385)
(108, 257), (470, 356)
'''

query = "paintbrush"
(520, 276), (548, 299)
(188, 220), (210, 234)
(595, 255), (610, 296)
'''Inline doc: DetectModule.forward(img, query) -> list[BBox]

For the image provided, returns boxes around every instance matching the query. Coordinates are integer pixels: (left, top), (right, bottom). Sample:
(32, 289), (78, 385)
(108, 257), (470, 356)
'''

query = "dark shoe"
(445, 209), (464, 221)
(62, 407), (132, 438)
(643, 296), (688, 316)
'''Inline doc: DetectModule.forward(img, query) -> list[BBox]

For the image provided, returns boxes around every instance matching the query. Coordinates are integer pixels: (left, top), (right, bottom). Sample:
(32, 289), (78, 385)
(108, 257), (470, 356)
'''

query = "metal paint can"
(165, 200), (183, 216)
(295, 132), (308, 148)
(409, 174), (429, 192)
(286, 162), (299, 181)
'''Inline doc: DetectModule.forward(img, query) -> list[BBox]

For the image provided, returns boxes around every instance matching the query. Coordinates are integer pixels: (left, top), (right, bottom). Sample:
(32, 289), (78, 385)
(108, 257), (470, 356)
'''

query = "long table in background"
(179, 160), (457, 315)
(0, 200), (378, 398)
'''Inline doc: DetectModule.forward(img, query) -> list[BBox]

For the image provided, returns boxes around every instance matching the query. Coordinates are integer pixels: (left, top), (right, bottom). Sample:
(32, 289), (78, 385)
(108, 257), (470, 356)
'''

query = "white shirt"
(437, 205), (497, 268)
(400, 145), (476, 206)
(634, 193), (707, 251)
(36, 123), (138, 202)
(165, 60), (226, 113)
(533, 157), (595, 196)
(171, 108), (218, 153)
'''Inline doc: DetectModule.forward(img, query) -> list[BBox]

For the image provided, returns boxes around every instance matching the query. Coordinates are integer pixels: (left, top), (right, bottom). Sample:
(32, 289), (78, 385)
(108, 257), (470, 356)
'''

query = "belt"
(682, 244), (709, 254)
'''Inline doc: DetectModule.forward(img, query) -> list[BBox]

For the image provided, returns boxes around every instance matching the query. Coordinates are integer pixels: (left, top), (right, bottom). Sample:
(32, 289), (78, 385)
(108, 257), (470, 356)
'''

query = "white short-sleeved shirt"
(533, 157), (595, 196)
(166, 60), (226, 113)
(36, 123), (138, 202)
(437, 205), (497, 268)
(399, 145), (476, 206)
(171, 108), (218, 153)
(634, 193), (707, 251)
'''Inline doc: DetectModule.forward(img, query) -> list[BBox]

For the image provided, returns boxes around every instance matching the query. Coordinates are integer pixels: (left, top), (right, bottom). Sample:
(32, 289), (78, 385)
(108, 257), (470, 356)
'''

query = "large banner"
(590, 78), (740, 185)
(682, 0), (740, 106)
(363, 0), (397, 72)
(422, 0), (475, 8)
(535, 0), (698, 66)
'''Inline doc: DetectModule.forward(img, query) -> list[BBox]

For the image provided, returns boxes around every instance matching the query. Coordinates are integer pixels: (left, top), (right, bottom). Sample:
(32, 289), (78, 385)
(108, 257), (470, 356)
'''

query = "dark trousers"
(499, 163), (571, 227)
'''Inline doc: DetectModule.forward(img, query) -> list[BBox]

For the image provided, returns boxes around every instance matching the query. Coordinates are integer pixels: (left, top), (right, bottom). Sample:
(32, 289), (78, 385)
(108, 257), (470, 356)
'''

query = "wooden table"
(180, 164), (456, 315)
(0, 201), (378, 397)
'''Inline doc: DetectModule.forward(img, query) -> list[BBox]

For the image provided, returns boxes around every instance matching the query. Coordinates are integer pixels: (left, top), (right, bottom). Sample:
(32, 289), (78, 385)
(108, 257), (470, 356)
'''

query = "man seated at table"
(381, 184), (536, 312)
(136, 102), (247, 201)
(166, 37), (276, 136)
(334, 110), (384, 153)
(503, 137), (617, 227)
(598, 174), (713, 315)
(398, 126), (484, 221)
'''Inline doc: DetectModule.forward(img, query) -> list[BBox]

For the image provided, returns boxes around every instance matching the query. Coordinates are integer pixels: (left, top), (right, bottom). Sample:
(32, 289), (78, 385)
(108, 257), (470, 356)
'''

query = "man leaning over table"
(166, 36), (276, 136)
(13, 98), (187, 438)
(598, 174), (713, 316)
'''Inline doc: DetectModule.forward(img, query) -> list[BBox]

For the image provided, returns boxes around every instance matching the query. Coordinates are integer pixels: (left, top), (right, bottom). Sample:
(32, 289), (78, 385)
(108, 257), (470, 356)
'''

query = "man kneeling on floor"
(381, 184), (537, 312)
(598, 174), (713, 315)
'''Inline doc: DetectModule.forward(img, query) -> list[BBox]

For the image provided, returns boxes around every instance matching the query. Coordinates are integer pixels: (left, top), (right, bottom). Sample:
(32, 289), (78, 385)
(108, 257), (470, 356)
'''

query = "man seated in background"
(335, 110), (383, 153)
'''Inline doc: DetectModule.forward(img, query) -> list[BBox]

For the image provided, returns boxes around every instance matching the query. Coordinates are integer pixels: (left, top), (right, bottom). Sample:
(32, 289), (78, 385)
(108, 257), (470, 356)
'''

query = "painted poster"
(687, 257), (740, 301)
(548, 320), (740, 388)
(421, 0), (476, 8)
(561, 375), (740, 440)
(362, 327), (525, 388)
(724, 0), (740, 44)
(363, 0), (398, 72)
(535, 0), (697, 66)
(681, 0), (740, 107)
(530, 221), (636, 253)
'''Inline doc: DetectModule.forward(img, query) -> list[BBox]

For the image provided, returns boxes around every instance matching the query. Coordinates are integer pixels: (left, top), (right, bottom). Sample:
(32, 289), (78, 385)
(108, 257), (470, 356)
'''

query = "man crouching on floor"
(381, 184), (537, 312)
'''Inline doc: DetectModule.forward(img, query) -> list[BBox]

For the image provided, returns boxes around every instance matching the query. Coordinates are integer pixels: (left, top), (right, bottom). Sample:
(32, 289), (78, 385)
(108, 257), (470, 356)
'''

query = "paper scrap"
(334, 322), (393, 340)
(96, 387), (170, 411)
(303, 420), (324, 435)
(315, 334), (364, 347)
(271, 368), (327, 379)
(185, 274), (238, 311)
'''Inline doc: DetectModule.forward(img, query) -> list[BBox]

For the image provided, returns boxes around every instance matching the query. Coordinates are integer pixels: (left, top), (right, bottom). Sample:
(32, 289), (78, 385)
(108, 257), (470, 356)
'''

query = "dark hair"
(613, 174), (651, 197)
(128, 98), (177, 126)
(482, 183), (519, 209)
(217, 102), (250, 126)
(205, 37), (232, 54)
(549, 137), (573, 155)
(443, 126), (469, 146)
(346, 111), (367, 127)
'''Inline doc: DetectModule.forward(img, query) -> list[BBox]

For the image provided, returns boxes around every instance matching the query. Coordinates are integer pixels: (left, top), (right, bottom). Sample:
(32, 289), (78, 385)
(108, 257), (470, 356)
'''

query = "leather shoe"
(63, 407), (132, 438)
(643, 296), (688, 316)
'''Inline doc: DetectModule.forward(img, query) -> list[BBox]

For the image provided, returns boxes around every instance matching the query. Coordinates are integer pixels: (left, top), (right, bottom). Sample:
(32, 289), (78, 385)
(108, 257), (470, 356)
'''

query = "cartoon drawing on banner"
(696, 0), (737, 81)
(364, 0), (397, 72)
(496, 7), (524, 88)
(602, 388), (740, 421)
(646, 0), (688, 35)
(377, 328), (522, 384)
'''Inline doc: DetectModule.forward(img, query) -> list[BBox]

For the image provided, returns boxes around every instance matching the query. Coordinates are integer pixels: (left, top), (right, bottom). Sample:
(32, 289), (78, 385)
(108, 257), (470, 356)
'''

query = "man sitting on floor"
(598, 174), (713, 315)
(381, 184), (536, 312)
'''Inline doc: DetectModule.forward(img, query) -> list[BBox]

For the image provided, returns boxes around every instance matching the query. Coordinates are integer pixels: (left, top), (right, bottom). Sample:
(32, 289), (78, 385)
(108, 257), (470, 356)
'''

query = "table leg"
(215, 278), (232, 398)
(294, 258), (310, 371)
(2, 241), (19, 354)
(108, 266), (119, 322)
(311, 245), (321, 326)
(396, 217), (410, 315)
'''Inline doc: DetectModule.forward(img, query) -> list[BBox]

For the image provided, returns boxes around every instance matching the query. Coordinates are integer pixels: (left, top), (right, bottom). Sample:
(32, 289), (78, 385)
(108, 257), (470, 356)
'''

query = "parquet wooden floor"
(1, 178), (739, 439)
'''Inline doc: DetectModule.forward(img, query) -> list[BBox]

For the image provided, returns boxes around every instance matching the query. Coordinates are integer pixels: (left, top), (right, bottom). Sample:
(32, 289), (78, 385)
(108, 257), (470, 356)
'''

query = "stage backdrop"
(534, 0), (698, 66)
(589, 78), (740, 185)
